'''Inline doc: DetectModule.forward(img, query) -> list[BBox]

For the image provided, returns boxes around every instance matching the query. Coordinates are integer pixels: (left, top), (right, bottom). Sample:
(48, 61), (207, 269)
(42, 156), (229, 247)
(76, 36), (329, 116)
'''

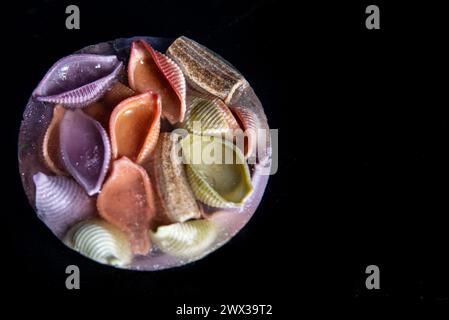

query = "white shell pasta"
(64, 219), (132, 267)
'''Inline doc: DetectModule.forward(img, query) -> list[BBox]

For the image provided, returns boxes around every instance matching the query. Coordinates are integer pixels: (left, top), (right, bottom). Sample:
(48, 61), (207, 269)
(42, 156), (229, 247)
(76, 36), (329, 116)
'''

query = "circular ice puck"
(18, 36), (271, 270)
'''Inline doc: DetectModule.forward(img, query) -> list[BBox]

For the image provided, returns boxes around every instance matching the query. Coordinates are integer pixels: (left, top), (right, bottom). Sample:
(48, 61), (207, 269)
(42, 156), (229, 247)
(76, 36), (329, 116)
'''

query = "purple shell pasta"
(33, 54), (123, 108)
(60, 109), (111, 195)
(33, 172), (96, 237)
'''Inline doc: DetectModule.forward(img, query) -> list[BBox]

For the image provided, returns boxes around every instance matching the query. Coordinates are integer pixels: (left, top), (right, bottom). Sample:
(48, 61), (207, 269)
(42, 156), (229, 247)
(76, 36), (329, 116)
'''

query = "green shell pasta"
(181, 134), (253, 208)
(150, 219), (217, 257)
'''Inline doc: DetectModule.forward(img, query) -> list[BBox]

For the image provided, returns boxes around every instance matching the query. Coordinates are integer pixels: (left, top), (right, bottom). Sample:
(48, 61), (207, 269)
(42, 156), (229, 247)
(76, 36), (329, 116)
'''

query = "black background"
(2, 0), (448, 312)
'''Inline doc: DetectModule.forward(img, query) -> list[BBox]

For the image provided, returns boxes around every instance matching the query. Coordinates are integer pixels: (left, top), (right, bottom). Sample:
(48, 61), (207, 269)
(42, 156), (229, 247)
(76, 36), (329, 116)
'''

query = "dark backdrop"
(3, 0), (448, 312)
